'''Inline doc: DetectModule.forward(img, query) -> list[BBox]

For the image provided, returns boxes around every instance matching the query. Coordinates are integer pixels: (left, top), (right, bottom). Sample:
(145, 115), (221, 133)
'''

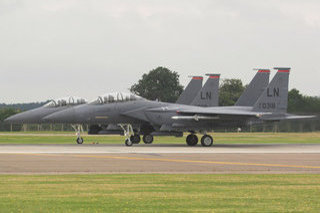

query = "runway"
(1, 143), (320, 154)
(0, 144), (320, 174)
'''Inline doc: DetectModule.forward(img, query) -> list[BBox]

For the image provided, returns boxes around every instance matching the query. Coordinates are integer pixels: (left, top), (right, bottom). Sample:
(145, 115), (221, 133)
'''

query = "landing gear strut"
(186, 134), (198, 146)
(72, 124), (84, 144)
(119, 124), (138, 146)
(143, 134), (154, 144)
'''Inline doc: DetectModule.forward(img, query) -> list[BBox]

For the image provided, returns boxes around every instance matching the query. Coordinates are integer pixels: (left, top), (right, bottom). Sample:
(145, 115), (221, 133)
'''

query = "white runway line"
(0, 144), (320, 154)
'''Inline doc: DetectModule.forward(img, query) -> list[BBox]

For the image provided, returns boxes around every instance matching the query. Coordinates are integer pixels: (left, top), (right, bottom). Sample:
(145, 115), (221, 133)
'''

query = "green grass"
(0, 174), (319, 212)
(0, 132), (319, 144)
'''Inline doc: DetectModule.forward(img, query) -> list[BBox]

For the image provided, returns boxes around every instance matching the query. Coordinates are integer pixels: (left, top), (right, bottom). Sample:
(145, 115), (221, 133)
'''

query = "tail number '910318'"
(259, 103), (276, 109)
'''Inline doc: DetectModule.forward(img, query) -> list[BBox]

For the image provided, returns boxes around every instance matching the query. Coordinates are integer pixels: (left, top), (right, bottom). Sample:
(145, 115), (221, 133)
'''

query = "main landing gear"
(143, 134), (154, 144)
(201, 135), (213, 147)
(119, 124), (154, 146)
(72, 124), (84, 144)
(186, 134), (213, 147)
(186, 134), (198, 146)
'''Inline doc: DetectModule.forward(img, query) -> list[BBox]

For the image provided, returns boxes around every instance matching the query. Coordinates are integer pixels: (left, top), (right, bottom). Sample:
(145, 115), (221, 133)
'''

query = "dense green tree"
(219, 79), (245, 106)
(288, 88), (320, 113)
(130, 67), (183, 103)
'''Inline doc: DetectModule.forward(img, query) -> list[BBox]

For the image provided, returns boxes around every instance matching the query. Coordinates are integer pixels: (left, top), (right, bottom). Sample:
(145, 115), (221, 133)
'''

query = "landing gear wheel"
(76, 137), (84, 144)
(143, 135), (154, 144)
(125, 139), (133, 146)
(201, 135), (213, 147)
(130, 135), (141, 144)
(186, 134), (198, 146)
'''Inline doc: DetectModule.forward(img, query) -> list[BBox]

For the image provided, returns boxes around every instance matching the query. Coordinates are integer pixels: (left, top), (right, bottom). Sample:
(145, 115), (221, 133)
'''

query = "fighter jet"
(86, 75), (202, 137)
(44, 67), (314, 146)
(87, 73), (220, 138)
(5, 96), (87, 142)
(70, 70), (264, 144)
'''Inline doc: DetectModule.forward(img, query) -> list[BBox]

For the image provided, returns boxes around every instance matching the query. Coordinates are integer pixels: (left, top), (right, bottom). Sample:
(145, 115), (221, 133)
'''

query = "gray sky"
(0, 0), (319, 103)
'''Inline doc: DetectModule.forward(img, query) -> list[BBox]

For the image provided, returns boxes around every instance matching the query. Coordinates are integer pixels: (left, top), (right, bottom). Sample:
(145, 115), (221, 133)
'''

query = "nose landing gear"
(76, 137), (84, 144)
(72, 124), (84, 144)
(119, 124), (141, 146)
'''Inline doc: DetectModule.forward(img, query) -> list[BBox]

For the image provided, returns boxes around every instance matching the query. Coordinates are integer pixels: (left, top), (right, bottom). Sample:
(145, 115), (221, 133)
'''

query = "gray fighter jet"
(5, 96), (87, 143)
(86, 75), (203, 137)
(44, 67), (314, 146)
(77, 70), (266, 143)
(87, 73), (220, 138)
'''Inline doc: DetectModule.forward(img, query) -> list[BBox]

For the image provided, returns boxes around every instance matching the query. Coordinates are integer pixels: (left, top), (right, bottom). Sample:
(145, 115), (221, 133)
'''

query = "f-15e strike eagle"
(6, 67), (314, 146)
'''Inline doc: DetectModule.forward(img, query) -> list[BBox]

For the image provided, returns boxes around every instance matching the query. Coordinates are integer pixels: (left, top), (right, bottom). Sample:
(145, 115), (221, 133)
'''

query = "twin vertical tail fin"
(252, 67), (290, 113)
(176, 76), (203, 105)
(191, 74), (220, 107)
(235, 69), (270, 106)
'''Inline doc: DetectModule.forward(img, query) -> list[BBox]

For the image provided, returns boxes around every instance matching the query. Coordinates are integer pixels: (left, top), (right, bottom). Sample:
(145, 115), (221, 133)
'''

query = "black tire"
(125, 139), (133, 146)
(186, 134), (198, 146)
(201, 135), (213, 147)
(143, 135), (154, 144)
(130, 135), (141, 144)
(76, 137), (84, 144)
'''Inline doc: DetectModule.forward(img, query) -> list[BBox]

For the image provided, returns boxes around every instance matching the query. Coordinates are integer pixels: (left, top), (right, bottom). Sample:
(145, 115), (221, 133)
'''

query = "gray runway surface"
(1, 143), (320, 154)
(0, 144), (320, 174)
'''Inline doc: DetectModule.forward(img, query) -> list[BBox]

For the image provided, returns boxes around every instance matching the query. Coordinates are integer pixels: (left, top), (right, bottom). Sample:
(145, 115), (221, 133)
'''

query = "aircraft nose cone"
(4, 112), (34, 124)
(43, 108), (76, 123)
(4, 115), (16, 123)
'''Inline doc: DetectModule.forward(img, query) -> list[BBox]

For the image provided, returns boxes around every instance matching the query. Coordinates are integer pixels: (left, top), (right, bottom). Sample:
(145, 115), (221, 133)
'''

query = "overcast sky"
(0, 0), (319, 103)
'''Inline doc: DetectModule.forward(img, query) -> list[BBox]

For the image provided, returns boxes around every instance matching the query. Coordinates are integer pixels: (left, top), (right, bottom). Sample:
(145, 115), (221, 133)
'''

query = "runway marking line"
(14, 153), (320, 170)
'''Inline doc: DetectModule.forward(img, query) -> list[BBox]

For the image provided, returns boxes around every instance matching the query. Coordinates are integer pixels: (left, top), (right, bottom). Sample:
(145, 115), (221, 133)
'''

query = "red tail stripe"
(277, 70), (290, 73)
(258, 70), (270, 73)
(209, 76), (220, 79)
(192, 77), (203, 80)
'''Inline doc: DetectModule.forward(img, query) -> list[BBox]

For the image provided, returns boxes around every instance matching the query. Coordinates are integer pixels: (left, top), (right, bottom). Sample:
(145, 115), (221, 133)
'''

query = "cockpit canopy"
(44, 96), (87, 108)
(90, 92), (143, 105)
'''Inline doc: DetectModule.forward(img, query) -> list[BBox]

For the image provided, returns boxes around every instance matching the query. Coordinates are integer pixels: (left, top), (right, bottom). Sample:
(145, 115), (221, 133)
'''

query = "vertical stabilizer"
(235, 69), (270, 106)
(176, 76), (203, 105)
(191, 74), (220, 107)
(252, 67), (290, 113)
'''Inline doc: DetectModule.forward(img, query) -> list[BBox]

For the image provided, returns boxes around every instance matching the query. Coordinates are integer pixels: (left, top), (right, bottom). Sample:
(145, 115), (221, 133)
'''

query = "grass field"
(0, 174), (319, 212)
(0, 132), (319, 144)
